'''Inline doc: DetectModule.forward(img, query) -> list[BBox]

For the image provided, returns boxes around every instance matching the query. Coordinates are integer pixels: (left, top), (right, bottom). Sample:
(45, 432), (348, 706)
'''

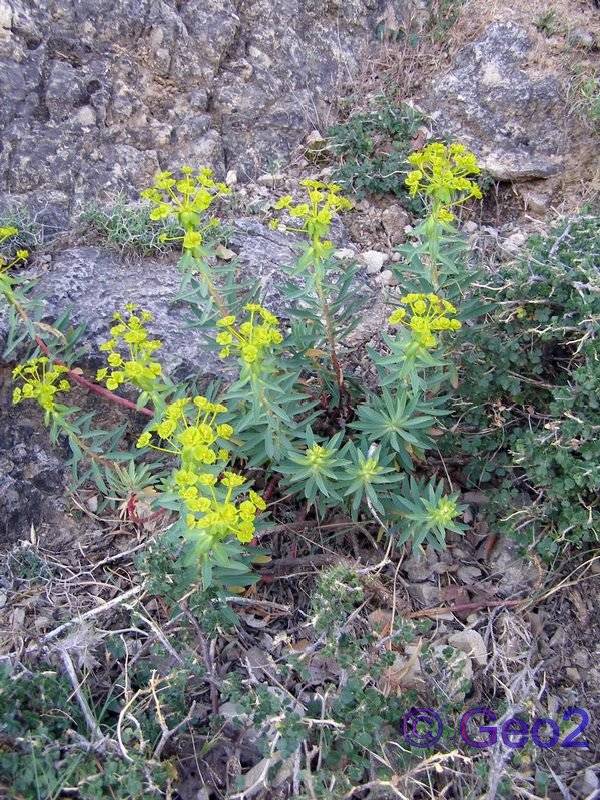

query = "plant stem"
(196, 257), (228, 317)
(315, 279), (344, 398)
(426, 209), (441, 289)
(4, 284), (154, 417)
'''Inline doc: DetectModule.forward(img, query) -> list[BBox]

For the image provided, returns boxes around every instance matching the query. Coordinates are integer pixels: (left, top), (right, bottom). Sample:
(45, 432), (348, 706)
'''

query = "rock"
(566, 667), (581, 683)
(0, 219), (315, 378)
(462, 220), (478, 234)
(502, 230), (528, 254)
(493, 536), (541, 597)
(73, 105), (97, 127)
(572, 649), (590, 669)
(408, 583), (441, 607)
(225, 169), (237, 186)
(447, 629), (487, 666)
(568, 28), (597, 51)
(214, 243), (236, 261)
(381, 204), (410, 244)
(404, 554), (434, 582)
(0, 372), (82, 549)
(381, 645), (424, 692)
(581, 769), (599, 797)
(426, 22), (566, 181)
(0, 2), (12, 39)
(378, 269), (395, 286)
(431, 644), (473, 701)
(0, 0), (402, 225)
(517, 185), (554, 215)
(256, 173), (286, 186)
(333, 247), (356, 261)
(361, 250), (388, 274)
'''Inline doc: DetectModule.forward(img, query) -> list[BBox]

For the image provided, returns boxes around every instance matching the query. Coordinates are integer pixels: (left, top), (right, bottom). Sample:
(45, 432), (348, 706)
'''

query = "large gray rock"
(426, 22), (566, 181)
(0, 0), (417, 228)
(0, 219), (310, 378)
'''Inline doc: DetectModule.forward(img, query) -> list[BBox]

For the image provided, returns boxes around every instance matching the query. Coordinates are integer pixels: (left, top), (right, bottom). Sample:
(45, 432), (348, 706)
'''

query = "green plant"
(443, 213), (600, 558)
(534, 8), (560, 37)
(0, 665), (171, 799)
(79, 195), (183, 256)
(2, 147), (483, 593)
(327, 98), (424, 201)
(571, 70), (600, 129)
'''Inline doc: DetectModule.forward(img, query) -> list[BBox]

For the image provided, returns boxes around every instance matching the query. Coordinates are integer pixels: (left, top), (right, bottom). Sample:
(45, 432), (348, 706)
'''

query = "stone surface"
(381, 204), (410, 244)
(361, 249), (388, 274)
(0, 218), (311, 378)
(447, 629), (487, 667)
(0, 371), (72, 548)
(0, 0), (414, 228)
(426, 22), (566, 181)
(0, 217), (367, 380)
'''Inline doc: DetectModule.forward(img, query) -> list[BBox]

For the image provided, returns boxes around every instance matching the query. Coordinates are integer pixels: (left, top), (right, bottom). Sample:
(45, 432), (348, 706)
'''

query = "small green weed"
(534, 8), (560, 37)
(0, 666), (170, 799)
(79, 195), (186, 256)
(574, 72), (600, 128)
(327, 98), (424, 202)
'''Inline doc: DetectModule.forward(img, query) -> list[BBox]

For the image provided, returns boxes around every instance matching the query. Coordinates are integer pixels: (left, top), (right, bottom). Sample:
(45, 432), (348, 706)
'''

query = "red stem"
(34, 336), (154, 418)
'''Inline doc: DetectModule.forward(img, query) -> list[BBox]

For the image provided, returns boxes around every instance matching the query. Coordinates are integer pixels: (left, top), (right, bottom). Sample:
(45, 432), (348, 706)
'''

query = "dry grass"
(334, 0), (599, 217)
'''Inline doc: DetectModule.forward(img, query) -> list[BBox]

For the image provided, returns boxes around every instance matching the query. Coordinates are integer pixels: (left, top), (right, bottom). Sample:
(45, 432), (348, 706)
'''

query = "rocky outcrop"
(0, 0), (410, 229)
(426, 22), (566, 181)
(0, 218), (329, 377)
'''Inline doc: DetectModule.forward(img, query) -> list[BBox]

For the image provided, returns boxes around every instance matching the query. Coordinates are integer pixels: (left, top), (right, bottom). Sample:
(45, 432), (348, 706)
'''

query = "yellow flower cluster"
(216, 303), (283, 365)
(96, 304), (163, 392)
(136, 396), (266, 543)
(0, 226), (29, 273)
(388, 293), (461, 349)
(405, 142), (482, 221)
(0, 225), (19, 244)
(141, 166), (231, 252)
(270, 179), (353, 261)
(12, 357), (70, 413)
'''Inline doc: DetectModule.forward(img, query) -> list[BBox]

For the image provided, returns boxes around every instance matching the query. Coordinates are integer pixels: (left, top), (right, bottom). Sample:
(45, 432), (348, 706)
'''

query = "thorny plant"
(2, 150), (479, 589)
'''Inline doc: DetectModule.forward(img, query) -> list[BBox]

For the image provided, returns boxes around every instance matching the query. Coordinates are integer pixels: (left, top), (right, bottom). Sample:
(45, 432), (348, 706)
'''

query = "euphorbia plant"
(2, 142), (485, 589)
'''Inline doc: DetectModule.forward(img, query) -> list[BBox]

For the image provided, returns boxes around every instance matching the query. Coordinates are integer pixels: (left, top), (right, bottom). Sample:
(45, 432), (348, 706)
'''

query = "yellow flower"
(236, 521), (255, 543)
(136, 431), (152, 448)
(157, 419), (177, 439)
(405, 142), (482, 219)
(241, 344), (258, 363)
(249, 490), (267, 511)
(388, 293), (461, 350)
(174, 469), (198, 487)
(10, 357), (70, 414)
(97, 306), (163, 394)
(216, 423), (234, 439)
(183, 230), (203, 250)
(221, 472), (245, 488)
(217, 315), (236, 327)
(239, 500), (256, 520)
(215, 331), (233, 346)
(198, 474), (217, 486)
(388, 308), (406, 325)
(435, 207), (455, 224)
